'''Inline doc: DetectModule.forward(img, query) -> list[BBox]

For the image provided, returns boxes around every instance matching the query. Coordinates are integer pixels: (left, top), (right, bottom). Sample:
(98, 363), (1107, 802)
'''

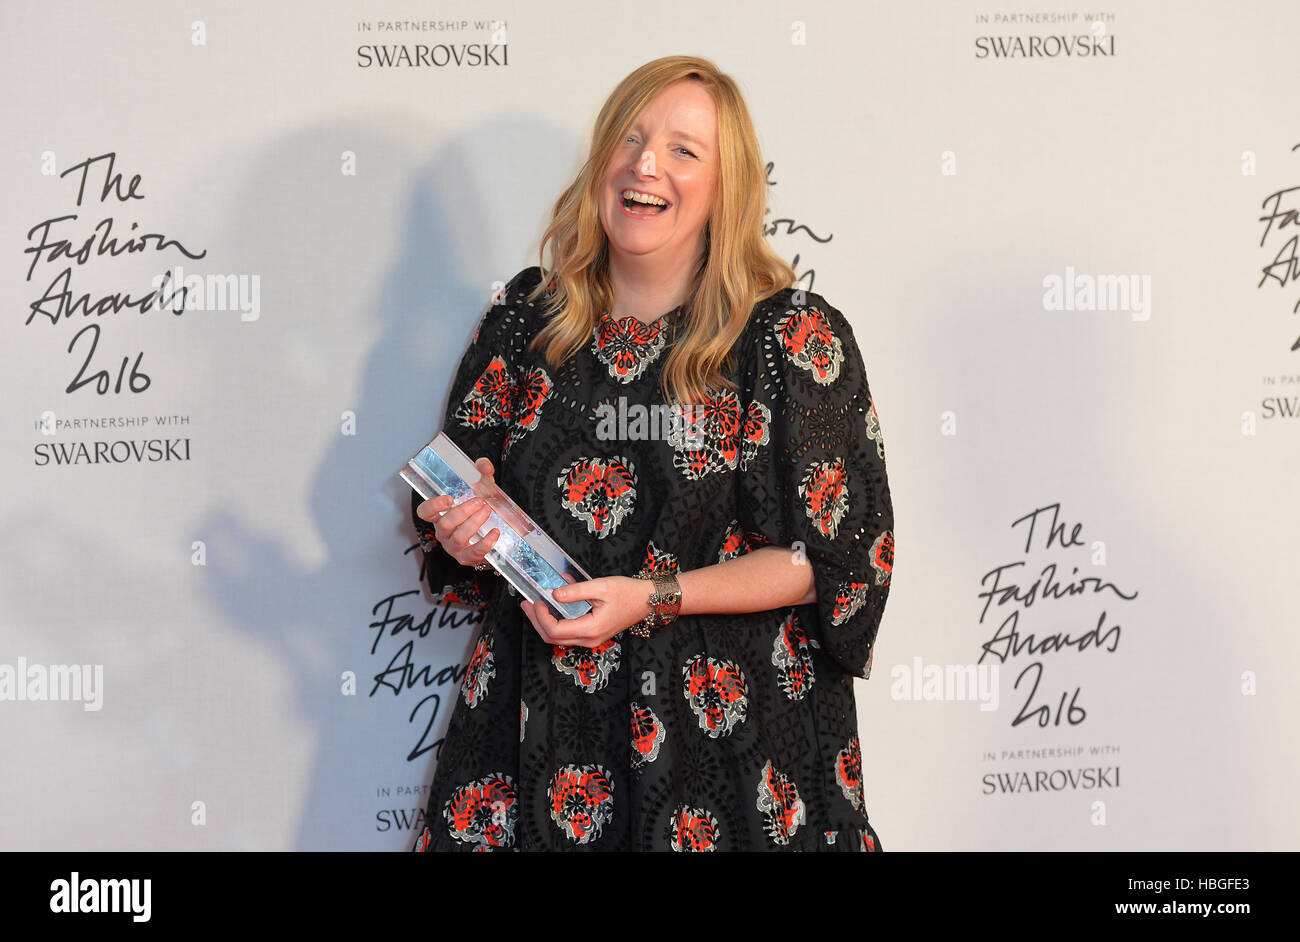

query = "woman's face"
(598, 79), (720, 270)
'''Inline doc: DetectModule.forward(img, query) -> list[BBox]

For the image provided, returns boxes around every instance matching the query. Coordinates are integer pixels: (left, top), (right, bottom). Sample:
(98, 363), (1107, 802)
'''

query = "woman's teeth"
(622, 191), (669, 215)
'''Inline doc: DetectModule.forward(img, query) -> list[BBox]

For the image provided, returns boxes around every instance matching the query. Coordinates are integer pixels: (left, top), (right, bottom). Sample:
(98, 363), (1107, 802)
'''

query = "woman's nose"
(632, 147), (663, 178)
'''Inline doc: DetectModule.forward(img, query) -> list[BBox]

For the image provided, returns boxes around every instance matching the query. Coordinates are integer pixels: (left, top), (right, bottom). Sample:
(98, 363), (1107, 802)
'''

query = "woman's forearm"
(669, 545), (817, 617)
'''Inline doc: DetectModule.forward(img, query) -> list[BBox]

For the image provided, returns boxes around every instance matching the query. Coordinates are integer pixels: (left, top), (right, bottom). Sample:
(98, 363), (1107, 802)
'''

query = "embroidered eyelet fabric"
(410, 266), (894, 851)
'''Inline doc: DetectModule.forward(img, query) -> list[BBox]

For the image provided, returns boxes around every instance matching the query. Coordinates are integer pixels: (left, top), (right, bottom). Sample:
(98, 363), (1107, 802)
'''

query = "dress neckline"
(599, 305), (683, 329)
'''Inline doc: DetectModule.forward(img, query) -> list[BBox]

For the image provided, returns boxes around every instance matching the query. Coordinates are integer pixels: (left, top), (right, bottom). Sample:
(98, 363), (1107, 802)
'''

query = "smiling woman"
(596, 79), (719, 327)
(409, 55), (895, 852)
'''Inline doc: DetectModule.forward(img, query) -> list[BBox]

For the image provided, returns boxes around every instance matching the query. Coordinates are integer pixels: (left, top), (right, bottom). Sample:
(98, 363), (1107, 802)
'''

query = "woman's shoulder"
(499, 265), (549, 308)
(737, 283), (871, 392)
(471, 266), (550, 346)
(484, 265), (549, 326)
(741, 283), (857, 347)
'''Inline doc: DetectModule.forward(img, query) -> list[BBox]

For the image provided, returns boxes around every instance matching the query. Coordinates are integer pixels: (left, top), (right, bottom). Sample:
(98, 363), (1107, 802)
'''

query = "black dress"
(409, 266), (894, 851)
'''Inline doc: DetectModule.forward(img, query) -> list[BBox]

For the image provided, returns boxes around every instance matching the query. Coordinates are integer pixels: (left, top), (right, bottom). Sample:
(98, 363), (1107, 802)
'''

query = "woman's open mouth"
(620, 190), (671, 216)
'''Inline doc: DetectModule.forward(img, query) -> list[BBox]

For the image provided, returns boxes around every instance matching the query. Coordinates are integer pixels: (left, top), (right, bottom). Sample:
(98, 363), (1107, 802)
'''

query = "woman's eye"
(677, 147), (697, 158)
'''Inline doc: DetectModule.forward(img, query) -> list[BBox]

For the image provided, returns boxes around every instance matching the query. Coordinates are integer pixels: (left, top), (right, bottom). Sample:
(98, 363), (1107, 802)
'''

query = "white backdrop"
(2, 0), (1296, 850)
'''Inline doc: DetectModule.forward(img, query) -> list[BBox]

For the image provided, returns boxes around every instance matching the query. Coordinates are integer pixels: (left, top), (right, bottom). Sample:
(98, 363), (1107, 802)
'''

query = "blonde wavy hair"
(523, 55), (797, 405)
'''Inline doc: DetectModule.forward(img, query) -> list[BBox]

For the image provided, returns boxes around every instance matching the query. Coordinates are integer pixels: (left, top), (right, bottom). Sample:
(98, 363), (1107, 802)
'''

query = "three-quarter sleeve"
(411, 266), (544, 609)
(735, 292), (895, 679)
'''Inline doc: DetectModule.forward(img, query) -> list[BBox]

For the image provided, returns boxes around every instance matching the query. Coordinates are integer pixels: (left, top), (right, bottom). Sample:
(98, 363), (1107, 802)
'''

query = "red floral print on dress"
(682, 654), (749, 738)
(591, 313), (669, 384)
(774, 305), (845, 386)
(453, 355), (514, 429)
(666, 388), (771, 479)
(551, 637), (621, 693)
(453, 354), (552, 460)
(548, 763), (614, 844)
(871, 529), (894, 586)
(716, 519), (772, 563)
(639, 540), (679, 574)
(669, 805), (720, 852)
(443, 773), (517, 851)
(835, 735), (865, 813)
(866, 397), (886, 460)
(830, 580), (870, 625)
(630, 701), (666, 768)
(503, 364), (553, 457)
(755, 759), (806, 846)
(460, 631), (495, 709)
(440, 578), (489, 607)
(557, 456), (637, 538)
(771, 610), (816, 701)
(799, 458), (850, 540)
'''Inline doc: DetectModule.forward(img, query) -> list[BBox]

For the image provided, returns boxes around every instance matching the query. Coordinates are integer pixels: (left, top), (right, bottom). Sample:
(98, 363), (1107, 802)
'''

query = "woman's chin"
(606, 236), (667, 259)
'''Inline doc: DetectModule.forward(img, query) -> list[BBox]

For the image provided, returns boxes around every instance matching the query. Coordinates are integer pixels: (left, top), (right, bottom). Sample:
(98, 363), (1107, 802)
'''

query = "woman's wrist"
(627, 571), (682, 636)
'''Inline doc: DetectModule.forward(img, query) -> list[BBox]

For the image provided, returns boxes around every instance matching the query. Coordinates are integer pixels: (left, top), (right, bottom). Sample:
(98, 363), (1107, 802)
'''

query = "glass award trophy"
(400, 432), (594, 620)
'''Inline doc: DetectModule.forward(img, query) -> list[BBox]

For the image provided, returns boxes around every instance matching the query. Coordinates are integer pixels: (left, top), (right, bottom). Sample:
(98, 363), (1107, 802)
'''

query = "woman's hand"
(519, 576), (654, 648)
(413, 457), (501, 567)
